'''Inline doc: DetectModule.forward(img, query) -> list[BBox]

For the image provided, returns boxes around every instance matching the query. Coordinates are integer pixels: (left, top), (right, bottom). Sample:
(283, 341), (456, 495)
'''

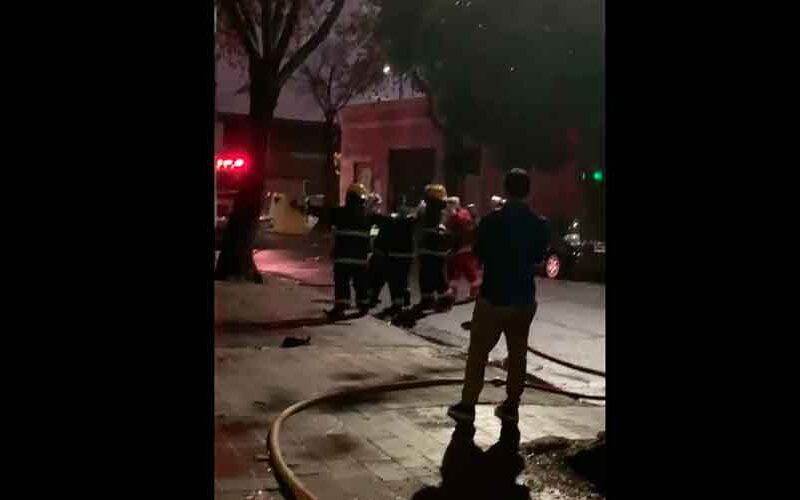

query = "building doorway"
(354, 162), (374, 191)
(388, 148), (436, 211)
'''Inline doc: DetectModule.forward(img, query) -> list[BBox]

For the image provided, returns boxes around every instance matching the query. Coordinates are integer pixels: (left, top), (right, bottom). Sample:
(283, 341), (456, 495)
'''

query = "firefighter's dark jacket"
(372, 213), (416, 260)
(417, 203), (452, 258)
(308, 205), (373, 265)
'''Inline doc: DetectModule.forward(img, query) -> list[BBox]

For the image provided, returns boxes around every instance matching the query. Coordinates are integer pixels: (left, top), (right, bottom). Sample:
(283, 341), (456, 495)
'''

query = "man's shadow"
(411, 421), (530, 499)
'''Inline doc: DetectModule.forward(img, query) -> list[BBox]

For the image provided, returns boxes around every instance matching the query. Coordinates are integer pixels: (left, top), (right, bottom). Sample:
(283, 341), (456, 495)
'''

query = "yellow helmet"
(424, 184), (447, 201)
(347, 182), (369, 200)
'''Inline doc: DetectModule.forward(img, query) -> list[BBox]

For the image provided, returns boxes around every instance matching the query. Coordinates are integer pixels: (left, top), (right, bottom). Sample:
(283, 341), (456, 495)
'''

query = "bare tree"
(215, 0), (346, 282)
(296, 4), (386, 205)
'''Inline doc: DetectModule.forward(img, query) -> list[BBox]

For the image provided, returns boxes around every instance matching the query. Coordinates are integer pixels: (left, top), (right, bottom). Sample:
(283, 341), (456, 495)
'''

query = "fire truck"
(215, 151), (317, 236)
(214, 152), (248, 230)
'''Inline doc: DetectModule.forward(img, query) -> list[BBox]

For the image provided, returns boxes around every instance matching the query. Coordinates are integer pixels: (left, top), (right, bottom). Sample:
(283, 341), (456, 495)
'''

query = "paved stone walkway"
(215, 279), (604, 499)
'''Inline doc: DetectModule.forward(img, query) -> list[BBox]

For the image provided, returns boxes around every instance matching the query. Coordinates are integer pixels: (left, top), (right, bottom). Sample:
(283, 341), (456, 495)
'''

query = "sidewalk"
(215, 277), (605, 499)
(236, 234), (606, 398)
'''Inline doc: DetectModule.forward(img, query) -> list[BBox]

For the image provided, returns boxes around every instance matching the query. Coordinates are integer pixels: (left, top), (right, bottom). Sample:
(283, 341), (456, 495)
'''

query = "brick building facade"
(339, 98), (584, 221)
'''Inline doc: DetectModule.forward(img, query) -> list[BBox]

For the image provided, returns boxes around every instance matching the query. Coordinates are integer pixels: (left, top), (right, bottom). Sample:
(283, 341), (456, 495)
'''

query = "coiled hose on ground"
(259, 273), (606, 498)
(267, 376), (603, 500)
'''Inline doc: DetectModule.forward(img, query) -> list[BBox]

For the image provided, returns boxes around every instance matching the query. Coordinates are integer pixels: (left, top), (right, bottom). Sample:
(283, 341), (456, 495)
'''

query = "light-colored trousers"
(461, 298), (538, 405)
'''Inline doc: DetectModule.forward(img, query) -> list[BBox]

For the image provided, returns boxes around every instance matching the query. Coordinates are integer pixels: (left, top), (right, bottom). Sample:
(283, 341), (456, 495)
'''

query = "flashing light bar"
(215, 155), (248, 171)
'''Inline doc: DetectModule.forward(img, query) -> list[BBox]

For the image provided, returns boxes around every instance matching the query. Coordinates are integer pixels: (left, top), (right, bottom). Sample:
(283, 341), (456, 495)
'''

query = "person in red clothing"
(445, 196), (481, 300)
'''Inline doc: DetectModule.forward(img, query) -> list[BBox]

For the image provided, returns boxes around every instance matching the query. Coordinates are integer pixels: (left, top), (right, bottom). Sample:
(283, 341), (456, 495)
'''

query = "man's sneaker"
(447, 402), (476, 423)
(494, 401), (519, 424)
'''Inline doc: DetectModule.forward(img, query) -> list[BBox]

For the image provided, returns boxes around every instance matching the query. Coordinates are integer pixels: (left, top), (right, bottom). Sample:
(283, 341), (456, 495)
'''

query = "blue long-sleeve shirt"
(475, 201), (550, 306)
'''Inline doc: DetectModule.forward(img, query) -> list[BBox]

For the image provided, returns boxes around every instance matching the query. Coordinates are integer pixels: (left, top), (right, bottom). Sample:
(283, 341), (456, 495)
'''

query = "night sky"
(215, 0), (418, 122)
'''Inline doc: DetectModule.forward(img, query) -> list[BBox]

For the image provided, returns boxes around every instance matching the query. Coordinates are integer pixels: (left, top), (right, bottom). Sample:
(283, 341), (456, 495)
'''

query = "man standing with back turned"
(448, 169), (549, 424)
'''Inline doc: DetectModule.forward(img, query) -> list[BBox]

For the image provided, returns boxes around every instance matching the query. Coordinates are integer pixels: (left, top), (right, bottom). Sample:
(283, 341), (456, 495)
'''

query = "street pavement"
(215, 276), (605, 499)
(246, 232), (606, 398)
(404, 279), (605, 399)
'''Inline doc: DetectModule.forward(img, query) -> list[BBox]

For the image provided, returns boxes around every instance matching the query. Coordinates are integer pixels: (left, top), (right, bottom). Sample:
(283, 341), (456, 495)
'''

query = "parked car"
(538, 218), (605, 282)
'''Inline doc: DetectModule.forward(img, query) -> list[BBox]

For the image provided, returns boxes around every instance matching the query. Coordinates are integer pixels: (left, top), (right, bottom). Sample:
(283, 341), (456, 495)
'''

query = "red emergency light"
(215, 154), (248, 172)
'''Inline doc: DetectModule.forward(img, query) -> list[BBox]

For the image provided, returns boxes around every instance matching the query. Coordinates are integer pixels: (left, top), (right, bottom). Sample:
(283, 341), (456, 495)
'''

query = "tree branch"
(277, 0), (346, 88)
(235, 82), (250, 95)
(336, 50), (384, 110)
(411, 70), (446, 132)
(300, 64), (330, 112)
(333, 67), (362, 110)
(274, 0), (300, 67)
(219, 0), (260, 59)
(327, 65), (335, 104)
(336, 83), (360, 111)
(269, 0), (286, 49)
(261, 0), (271, 56)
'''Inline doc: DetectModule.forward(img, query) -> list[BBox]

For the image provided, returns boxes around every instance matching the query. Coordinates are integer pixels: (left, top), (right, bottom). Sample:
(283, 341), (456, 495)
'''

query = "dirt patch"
(252, 386), (303, 414)
(520, 433), (605, 499)
(298, 432), (362, 459)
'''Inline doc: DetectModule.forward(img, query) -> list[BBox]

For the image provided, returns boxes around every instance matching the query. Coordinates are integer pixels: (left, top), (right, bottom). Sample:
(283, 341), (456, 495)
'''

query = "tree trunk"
(215, 65), (278, 282)
(323, 115), (340, 206)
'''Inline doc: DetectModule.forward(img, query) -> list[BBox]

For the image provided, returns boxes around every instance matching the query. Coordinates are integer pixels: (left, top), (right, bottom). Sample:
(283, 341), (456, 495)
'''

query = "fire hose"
(268, 377), (603, 500)
(454, 296), (606, 378)
(256, 277), (606, 499)
(527, 346), (605, 378)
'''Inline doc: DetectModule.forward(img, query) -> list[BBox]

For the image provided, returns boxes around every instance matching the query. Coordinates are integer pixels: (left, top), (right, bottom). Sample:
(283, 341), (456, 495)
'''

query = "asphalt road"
(405, 278), (605, 400)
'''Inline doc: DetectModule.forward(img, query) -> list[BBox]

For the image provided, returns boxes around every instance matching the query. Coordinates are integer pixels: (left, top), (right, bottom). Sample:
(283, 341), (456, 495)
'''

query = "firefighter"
(367, 193), (390, 307)
(445, 196), (481, 300)
(415, 184), (454, 312)
(306, 183), (373, 319)
(369, 204), (416, 315)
